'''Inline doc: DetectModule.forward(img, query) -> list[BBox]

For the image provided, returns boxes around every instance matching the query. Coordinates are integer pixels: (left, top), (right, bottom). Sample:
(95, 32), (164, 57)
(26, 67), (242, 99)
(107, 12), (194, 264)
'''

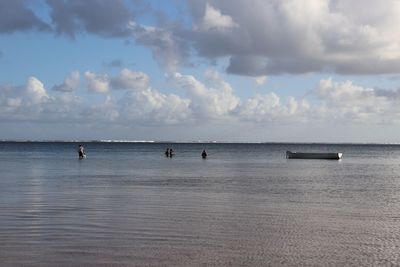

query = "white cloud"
(83, 95), (120, 122)
(84, 71), (110, 93)
(25, 77), (50, 105)
(195, 3), (238, 31)
(110, 68), (149, 90)
(52, 71), (80, 92)
(4, 70), (400, 141)
(171, 71), (240, 119)
(255, 76), (267, 86)
(316, 79), (374, 104)
(119, 88), (191, 124)
(6, 98), (21, 109)
(313, 78), (400, 123)
(237, 92), (281, 120)
(0, 96), (21, 114)
(42, 93), (82, 119)
(69, 69), (192, 125)
(237, 93), (310, 122)
(0, 77), (83, 121)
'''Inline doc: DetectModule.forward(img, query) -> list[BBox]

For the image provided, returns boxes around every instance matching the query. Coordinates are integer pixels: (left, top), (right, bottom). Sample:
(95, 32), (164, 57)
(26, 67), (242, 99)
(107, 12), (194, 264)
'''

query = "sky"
(1, 0), (400, 142)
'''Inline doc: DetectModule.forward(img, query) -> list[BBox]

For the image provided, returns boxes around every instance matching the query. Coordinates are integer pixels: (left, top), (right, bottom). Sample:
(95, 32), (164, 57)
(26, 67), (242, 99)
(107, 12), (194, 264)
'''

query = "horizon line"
(1, 139), (400, 145)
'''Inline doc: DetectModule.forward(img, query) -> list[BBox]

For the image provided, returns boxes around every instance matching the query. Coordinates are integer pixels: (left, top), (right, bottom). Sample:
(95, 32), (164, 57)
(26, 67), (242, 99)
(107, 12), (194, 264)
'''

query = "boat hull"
(286, 151), (342, 160)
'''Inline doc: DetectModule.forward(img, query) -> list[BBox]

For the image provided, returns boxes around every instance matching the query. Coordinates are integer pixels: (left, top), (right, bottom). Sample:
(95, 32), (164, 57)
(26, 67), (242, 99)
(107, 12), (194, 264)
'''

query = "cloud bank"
(187, 0), (400, 75)
(1, 69), (400, 128)
(2, 0), (400, 75)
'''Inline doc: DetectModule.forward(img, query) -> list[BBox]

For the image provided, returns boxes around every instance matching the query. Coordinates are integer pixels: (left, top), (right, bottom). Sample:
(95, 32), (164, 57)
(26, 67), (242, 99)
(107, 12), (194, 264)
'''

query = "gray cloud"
(128, 22), (189, 72)
(185, 0), (400, 75)
(46, 0), (133, 37)
(0, 0), (50, 33)
(52, 71), (80, 92)
(373, 87), (400, 99)
(226, 56), (326, 76)
(0, 0), (187, 73)
(3, 0), (400, 77)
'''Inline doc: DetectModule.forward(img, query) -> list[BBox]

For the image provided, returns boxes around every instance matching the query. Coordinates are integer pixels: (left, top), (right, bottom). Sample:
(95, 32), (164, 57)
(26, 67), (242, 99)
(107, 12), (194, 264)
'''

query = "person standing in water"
(78, 144), (86, 159)
(201, 149), (207, 159)
(165, 148), (174, 157)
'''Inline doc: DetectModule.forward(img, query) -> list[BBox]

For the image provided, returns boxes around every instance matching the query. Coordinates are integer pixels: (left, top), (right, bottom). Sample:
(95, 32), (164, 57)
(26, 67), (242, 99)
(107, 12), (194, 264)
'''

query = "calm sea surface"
(1, 142), (400, 266)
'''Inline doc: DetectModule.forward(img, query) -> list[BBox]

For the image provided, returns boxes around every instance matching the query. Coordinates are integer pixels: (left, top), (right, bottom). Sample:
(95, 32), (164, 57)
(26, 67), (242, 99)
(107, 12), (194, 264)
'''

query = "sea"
(1, 141), (400, 266)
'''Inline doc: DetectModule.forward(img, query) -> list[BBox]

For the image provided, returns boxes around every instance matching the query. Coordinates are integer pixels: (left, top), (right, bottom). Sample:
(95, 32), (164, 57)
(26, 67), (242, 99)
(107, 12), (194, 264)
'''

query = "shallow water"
(1, 142), (400, 266)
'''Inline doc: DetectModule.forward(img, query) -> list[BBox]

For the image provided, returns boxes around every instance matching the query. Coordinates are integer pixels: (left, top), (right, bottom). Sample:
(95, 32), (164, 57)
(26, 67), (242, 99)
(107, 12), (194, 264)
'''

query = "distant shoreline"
(1, 140), (400, 145)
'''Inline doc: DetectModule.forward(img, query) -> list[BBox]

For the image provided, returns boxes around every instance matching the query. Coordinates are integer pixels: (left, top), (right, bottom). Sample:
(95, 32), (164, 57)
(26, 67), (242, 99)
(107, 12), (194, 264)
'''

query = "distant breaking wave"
(2, 139), (400, 145)
(99, 140), (155, 143)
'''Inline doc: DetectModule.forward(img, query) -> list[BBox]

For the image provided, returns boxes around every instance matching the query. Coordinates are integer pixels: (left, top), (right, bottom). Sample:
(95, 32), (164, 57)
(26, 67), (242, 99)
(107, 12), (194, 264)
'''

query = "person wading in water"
(78, 144), (86, 159)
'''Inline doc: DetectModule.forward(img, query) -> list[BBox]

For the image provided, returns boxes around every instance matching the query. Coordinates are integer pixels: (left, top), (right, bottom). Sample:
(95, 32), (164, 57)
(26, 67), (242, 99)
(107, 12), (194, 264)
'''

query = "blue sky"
(1, 0), (400, 142)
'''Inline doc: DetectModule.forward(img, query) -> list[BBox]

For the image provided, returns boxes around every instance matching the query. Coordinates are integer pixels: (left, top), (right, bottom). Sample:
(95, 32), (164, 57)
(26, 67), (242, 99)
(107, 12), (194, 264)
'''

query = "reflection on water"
(1, 142), (400, 266)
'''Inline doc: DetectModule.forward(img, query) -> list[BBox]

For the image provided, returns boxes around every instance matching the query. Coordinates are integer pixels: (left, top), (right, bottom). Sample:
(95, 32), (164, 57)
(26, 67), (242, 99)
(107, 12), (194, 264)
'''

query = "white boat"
(286, 151), (342, 160)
